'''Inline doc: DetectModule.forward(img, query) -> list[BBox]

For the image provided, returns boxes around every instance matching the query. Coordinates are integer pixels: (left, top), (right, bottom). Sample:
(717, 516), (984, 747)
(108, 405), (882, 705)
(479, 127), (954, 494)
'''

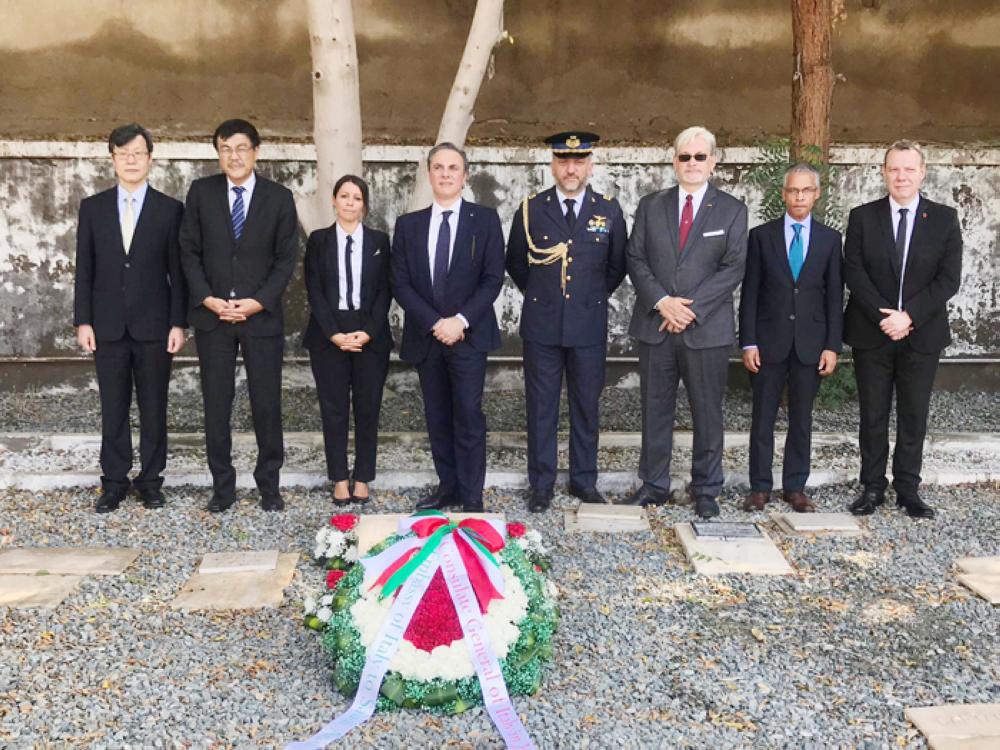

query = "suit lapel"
(450, 202), (476, 281)
(541, 188), (566, 232)
(103, 188), (127, 255)
(876, 196), (901, 281)
(677, 185), (717, 265)
(413, 208), (434, 295)
(663, 186), (680, 253)
(360, 226), (377, 307)
(575, 187), (598, 236)
(237, 175), (268, 247)
(215, 175), (237, 247)
(771, 219), (795, 284)
(128, 187), (157, 258)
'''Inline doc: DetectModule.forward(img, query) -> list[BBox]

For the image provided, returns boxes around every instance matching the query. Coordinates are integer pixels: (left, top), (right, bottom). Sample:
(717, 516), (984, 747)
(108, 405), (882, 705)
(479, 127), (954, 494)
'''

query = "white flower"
(315, 528), (329, 545)
(343, 546), (360, 563)
(546, 580), (559, 599)
(303, 596), (317, 615)
(313, 544), (326, 559)
(320, 593), (334, 607)
(316, 606), (333, 623)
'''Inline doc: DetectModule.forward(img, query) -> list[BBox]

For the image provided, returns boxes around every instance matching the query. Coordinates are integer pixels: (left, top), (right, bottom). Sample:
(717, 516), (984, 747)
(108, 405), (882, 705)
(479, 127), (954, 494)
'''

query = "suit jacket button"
(567, 239), (573, 245)
(566, 275), (572, 281)
(124, 262), (130, 269)
(789, 314), (795, 320)
(532, 297), (538, 302)
(567, 257), (574, 264)
(543, 235), (548, 240)
(565, 293), (571, 299)
(794, 288), (799, 294)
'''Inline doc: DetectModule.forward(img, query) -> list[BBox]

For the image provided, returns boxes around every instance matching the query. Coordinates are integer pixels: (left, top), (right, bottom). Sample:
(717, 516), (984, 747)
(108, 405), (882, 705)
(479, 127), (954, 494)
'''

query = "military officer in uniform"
(506, 132), (628, 512)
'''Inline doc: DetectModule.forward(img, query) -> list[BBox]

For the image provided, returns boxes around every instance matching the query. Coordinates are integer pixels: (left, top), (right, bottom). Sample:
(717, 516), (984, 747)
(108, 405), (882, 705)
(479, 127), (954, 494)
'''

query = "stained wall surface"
(0, 0), (997, 144)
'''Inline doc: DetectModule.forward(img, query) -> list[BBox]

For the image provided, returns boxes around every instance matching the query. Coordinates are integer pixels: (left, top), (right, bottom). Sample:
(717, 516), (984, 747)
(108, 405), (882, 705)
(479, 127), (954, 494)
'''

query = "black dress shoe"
(95, 489), (126, 514)
(528, 488), (554, 513)
(568, 484), (607, 504)
(261, 494), (285, 512)
(415, 488), (460, 511)
(848, 488), (885, 516)
(138, 488), (166, 510)
(897, 494), (935, 519)
(206, 494), (236, 513)
(694, 495), (721, 519)
(463, 501), (485, 513)
(622, 486), (668, 507)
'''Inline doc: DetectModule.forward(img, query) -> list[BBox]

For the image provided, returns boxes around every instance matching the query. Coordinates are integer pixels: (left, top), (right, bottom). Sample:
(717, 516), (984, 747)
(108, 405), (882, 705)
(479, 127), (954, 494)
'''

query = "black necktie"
(433, 210), (452, 310)
(344, 235), (356, 310)
(564, 198), (576, 228)
(895, 208), (909, 270)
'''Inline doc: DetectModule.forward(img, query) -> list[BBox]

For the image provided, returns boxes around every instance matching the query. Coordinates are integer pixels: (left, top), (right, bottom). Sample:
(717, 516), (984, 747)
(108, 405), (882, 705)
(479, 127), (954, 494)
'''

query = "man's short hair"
(213, 119), (261, 150)
(108, 123), (153, 154)
(427, 142), (469, 172)
(674, 126), (717, 156)
(884, 139), (925, 166)
(783, 162), (821, 187)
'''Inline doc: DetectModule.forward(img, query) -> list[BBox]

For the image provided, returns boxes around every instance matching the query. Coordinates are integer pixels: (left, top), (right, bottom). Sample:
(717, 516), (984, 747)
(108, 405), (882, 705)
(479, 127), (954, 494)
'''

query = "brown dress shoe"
(743, 491), (770, 512)
(783, 490), (815, 513)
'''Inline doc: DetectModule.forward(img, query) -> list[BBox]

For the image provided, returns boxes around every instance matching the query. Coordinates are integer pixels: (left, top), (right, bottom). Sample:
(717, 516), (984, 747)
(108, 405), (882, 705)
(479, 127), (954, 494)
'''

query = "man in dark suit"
(844, 141), (962, 519)
(624, 126), (748, 519)
(179, 119), (299, 513)
(739, 163), (843, 513)
(505, 132), (627, 512)
(74, 123), (186, 513)
(391, 142), (505, 513)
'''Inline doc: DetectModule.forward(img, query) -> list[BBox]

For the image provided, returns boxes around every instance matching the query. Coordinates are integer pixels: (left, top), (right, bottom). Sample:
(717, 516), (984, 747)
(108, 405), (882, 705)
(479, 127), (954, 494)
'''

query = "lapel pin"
(922, 212), (928, 219)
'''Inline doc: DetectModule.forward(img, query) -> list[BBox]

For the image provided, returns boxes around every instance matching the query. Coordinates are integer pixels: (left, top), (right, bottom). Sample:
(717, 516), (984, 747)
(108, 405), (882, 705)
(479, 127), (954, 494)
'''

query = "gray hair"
(884, 139), (925, 166)
(674, 126), (717, 156)
(783, 162), (821, 187)
(427, 142), (469, 172)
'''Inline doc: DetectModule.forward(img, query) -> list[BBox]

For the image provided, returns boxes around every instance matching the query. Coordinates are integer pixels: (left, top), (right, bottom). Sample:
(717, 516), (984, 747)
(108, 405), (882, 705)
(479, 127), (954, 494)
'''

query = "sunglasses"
(677, 153), (710, 162)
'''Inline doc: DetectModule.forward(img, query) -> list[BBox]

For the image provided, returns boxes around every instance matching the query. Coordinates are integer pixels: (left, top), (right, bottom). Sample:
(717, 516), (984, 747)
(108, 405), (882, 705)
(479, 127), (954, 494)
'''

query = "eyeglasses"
(219, 145), (255, 158)
(677, 153), (710, 162)
(784, 187), (819, 197)
(113, 150), (149, 161)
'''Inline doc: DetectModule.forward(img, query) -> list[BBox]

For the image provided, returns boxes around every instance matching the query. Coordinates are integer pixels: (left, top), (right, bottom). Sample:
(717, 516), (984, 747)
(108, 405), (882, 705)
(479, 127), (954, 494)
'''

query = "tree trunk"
(791, 0), (836, 161)
(408, 0), (508, 211)
(298, 0), (363, 235)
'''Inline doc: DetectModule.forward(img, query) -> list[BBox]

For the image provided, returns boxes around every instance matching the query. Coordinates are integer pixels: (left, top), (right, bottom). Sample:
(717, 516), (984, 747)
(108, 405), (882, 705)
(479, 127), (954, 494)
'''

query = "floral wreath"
(295, 511), (558, 748)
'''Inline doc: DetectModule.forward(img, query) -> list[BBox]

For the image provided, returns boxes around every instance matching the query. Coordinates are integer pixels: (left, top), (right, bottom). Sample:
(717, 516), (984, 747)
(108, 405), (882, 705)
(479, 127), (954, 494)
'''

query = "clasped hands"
(879, 308), (913, 341)
(432, 316), (466, 346)
(331, 331), (371, 352)
(203, 296), (263, 324)
(656, 296), (696, 334)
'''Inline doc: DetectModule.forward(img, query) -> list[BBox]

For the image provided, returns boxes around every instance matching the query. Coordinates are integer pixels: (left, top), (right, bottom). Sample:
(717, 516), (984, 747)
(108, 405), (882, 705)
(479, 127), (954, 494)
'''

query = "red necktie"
(678, 194), (694, 252)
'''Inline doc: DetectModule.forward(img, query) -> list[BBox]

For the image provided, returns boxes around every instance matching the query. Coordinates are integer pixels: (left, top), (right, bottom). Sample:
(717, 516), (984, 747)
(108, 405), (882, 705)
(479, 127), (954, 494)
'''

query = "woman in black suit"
(302, 175), (393, 504)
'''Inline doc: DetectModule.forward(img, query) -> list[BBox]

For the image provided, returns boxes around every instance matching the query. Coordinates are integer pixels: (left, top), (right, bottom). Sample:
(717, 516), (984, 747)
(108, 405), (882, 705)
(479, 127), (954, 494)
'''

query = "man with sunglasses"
(739, 163), (843, 515)
(625, 126), (748, 519)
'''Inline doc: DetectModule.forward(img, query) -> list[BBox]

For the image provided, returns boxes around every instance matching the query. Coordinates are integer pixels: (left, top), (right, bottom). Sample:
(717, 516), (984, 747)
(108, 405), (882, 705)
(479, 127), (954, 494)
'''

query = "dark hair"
(333, 174), (370, 218)
(212, 119), (261, 150)
(427, 142), (468, 172)
(108, 123), (153, 154)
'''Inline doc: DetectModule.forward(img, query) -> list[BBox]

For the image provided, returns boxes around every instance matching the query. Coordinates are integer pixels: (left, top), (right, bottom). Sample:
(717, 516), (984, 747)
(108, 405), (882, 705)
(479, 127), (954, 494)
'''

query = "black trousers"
(416, 341), (488, 507)
(853, 339), (940, 495)
(637, 337), (730, 498)
(94, 332), (172, 492)
(748, 353), (822, 492)
(195, 325), (284, 500)
(523, 340), (606, 491)
(308, 312), (390, 482)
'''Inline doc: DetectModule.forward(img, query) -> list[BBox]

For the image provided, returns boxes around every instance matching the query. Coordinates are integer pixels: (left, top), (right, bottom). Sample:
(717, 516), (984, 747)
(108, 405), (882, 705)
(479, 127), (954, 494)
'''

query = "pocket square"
(703, 229), (725, 237)
(373, 249), (381, 256)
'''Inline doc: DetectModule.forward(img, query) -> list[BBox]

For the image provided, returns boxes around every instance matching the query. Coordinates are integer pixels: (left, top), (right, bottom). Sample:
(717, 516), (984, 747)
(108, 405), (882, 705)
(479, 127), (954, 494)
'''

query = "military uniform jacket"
(506, 185), (627, 347)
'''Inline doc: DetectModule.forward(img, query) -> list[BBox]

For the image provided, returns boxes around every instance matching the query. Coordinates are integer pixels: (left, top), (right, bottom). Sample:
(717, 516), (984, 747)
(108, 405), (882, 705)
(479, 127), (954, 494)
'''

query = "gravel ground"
(1, 483), (997, 748)
(1, 368), (997, 435)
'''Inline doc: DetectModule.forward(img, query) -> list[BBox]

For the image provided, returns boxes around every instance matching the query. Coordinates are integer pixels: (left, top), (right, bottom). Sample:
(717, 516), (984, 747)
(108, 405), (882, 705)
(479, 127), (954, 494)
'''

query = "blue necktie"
(344, 235), (356, 310)
(789, 223), (804, 282)
(231, 186), (246, 241)
(432, 210), (452, 310)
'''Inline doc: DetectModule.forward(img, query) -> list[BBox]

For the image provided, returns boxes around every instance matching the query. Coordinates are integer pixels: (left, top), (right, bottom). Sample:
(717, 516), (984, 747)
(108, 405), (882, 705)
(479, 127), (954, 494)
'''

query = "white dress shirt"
(427, 198), (468, 328)
(117, 181), (149, 230)
(227, 172), (256, 214)
(335, 222), (363, 311)
(555, 188), (583, 220)
(784, 212), (813, 262)
(889, 194), (920, 308)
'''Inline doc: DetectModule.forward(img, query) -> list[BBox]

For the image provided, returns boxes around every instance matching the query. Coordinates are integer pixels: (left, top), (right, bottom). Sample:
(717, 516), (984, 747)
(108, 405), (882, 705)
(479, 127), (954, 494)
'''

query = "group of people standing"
(74, 120), (962, 522)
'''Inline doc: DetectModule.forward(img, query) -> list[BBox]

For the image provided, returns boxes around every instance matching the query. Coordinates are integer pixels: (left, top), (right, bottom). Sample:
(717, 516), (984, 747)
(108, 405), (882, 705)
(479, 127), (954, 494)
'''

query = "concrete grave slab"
(905, 704), (1000, 750)
(0, 547), (139, 576)
(955, 556), (1000, 575)
(355, 513), (505, 555)
(956, 575), (1000, 606)
(675, 522), (793, 576)
(0, 574), (83, 609)
(565, 503), (650, 534)
(772, 512), (863, 537)
(171, 553), (299, 611)
(199, 550), (279, 575)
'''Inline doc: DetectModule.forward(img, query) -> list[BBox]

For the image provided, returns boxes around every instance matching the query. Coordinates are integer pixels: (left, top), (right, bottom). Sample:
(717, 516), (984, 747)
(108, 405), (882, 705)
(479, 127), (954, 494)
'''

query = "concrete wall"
(0, 1), (998, 144)
(1, 141), (996, 370)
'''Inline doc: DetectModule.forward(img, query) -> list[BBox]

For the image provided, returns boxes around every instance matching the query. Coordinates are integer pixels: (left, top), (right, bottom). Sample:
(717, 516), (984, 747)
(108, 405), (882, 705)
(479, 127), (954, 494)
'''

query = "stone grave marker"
(564, 503), (650, 534)
(171, 553), (299, 611)
(675, 522), (793, 575)
(355, 512), (505, 555)
(199, 550), (279, 575)
(955, 556), (1000, 605)
(0, 574), (84, 609)
(905, 703), (1000, 749)
(0, 547), (140, 576)
(772, 512), (862, 537)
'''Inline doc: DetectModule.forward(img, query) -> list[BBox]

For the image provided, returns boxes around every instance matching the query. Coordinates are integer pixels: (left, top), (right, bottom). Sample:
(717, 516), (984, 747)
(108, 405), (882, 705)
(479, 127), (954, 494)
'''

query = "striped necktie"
(231, 186), (246, 240)
(121, 195), (135, 254)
